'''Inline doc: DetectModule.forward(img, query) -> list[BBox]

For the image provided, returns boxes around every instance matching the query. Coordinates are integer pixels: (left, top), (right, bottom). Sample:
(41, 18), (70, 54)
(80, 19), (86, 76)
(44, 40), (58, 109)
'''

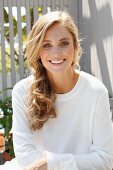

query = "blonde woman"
(1, 11), (113, 170)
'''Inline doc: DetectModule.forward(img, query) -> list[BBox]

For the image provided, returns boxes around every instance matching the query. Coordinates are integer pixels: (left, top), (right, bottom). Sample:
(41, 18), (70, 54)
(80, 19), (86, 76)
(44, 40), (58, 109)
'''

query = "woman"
(1, 10), (113, 170)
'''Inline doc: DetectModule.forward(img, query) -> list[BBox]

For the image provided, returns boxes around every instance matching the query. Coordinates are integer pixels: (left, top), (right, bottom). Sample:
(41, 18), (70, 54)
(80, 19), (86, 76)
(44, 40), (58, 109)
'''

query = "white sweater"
(1, 71), (113, 170)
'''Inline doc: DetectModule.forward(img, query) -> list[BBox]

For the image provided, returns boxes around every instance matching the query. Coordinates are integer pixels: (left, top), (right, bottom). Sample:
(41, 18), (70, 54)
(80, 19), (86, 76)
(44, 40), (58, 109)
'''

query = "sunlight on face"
(39, 22), (75, 76)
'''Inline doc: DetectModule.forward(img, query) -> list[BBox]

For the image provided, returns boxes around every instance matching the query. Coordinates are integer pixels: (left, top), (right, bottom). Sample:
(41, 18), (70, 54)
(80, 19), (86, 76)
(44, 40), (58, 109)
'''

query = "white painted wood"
(59, 0), (64, 10)
(78, 0), (113, 99)
(51, 0), (55, 11)
(42, 0), (47, 14)
(16, 0), (24, 79)
(8, 0), (16, 86)
(25, 0), (31, 35)
(0, 0), (7, 97)
(33, 0), (39, 23)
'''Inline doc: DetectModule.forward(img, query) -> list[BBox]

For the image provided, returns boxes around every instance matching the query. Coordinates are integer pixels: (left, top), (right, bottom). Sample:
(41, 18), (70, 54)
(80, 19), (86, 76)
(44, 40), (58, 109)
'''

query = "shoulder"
(12, 74), (34, 96)
(80, 71), (108, 95)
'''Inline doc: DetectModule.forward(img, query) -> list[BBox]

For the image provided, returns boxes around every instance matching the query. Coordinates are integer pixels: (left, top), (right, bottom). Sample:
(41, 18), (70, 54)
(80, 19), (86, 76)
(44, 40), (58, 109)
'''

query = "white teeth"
(50, 60), (64, 64)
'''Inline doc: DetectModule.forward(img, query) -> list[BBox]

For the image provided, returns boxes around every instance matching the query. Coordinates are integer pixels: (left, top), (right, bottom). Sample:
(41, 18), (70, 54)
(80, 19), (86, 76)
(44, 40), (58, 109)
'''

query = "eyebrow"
(43, 38), (70, 42)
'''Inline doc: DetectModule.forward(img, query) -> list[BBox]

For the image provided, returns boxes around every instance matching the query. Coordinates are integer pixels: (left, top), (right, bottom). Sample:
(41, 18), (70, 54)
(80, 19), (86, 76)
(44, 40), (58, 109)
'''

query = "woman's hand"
(24, 157), (47, 170)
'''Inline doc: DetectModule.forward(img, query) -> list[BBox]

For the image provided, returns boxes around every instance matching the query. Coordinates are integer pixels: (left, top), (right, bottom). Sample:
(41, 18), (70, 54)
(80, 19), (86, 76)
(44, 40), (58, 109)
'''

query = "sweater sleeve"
(45, 92), (113, 170)
(12, 87), (46, 168)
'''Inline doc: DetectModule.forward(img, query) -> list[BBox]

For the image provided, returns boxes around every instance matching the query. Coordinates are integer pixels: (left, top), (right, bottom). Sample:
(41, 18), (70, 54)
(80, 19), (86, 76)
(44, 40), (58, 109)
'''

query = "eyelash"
(60, 42), (69, 46)
(43, 41), (69, 49)
(43, 43), (52, 49)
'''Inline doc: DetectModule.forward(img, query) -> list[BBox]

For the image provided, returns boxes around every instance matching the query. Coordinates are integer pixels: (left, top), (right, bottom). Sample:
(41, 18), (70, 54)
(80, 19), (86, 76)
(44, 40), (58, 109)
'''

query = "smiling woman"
(1, 10), (113, 170)
(25, 11), (82, 130)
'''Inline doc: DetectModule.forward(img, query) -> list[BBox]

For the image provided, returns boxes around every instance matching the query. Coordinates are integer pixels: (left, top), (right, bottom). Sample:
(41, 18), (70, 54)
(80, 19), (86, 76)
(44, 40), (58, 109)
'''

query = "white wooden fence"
(0, 0), (113, 114)
(0, 0), (78, 95)
(78, 0), (113, 115)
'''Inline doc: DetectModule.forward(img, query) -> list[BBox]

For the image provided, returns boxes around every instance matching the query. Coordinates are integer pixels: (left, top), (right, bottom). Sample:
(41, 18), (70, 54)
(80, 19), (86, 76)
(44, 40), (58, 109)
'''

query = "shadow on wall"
(79, 0), (113, 97)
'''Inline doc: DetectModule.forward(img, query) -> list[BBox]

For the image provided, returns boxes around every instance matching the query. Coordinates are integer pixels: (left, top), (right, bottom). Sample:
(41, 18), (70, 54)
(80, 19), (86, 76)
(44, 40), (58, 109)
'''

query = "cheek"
(39, 51), (47, 60)
(66, 46), (75, 56)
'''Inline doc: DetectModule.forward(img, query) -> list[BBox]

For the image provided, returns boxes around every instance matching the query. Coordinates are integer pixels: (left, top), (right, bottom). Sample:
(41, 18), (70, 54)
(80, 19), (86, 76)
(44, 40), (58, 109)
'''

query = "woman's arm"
(12, 84), (46, 168)
(45, 92), (113, 170)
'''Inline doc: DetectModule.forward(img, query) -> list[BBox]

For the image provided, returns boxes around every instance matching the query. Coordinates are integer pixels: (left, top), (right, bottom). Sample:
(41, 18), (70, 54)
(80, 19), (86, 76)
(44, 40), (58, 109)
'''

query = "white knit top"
(1, 71), (113, 170)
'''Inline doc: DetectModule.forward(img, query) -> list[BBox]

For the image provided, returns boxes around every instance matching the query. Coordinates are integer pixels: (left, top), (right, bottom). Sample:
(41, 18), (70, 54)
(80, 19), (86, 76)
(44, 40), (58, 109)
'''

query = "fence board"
(55, 0), (60, 9)
(8, 0), (16, 86)
(63, 0), (68, 10)
(59, 0), (64, 11)
(4, 0), (25, 7)
(25, 0), (31, 35)
(47, 0), (51, 8)
(16, 0), (24, 79)
(42, 0), (47, 14)
(33, 0), (39, 23)
(3, 0), (7, 6)
(51, 0), (55, 11)
(38, 0), (43, 7)
(68, 0), (78, 24)
(0, 0), (7, 96)
(78, 0), (113, 111)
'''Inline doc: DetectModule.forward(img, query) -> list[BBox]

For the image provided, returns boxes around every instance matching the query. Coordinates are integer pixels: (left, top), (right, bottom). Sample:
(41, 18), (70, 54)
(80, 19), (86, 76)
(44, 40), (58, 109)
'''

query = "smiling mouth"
(49, 59), (66, 64)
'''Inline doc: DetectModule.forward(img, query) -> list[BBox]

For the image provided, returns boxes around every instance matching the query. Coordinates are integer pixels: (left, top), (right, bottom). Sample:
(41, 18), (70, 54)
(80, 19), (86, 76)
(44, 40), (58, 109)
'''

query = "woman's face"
(39, 22), (75, 76)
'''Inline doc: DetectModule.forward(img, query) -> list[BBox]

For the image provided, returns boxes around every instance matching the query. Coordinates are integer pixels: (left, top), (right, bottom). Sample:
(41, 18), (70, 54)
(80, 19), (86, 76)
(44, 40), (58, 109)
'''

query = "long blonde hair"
(25, 11), (82, 130)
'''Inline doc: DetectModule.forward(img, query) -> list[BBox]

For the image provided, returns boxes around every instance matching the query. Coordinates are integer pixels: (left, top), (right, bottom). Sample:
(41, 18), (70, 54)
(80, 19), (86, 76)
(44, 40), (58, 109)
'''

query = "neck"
(47, 69), (80, 94)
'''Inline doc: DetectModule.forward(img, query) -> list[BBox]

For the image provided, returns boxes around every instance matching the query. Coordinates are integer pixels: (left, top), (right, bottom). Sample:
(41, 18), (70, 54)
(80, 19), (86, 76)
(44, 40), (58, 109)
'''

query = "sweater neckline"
(56, 70), (84, 101)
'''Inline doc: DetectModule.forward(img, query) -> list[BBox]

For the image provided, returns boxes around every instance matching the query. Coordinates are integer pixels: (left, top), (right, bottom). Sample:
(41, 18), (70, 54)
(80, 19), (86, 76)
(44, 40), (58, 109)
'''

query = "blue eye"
(43, 43), (52, 49)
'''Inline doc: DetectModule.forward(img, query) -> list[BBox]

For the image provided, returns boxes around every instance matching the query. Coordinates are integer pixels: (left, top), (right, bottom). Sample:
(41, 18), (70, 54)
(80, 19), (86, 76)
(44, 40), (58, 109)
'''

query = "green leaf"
(21, 15), (26, 22)
(22, 26), (27, 42)
(4, 8), (9, 23)
(13, 17), (17, 36)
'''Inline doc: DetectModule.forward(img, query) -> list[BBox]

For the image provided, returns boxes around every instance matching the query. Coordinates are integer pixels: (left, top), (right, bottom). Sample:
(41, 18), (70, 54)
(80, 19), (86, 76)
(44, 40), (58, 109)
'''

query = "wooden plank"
(12, 0), (16, 6)
(47, 0), (51, 7)
(30, 0), (33, 6)
(33, 0), (39, 23)
(63, 0), (68, 10)
(38, 0), (43, 6)
(21, 0), (25, 7)
(46, 0), (51, 12)
(0, 0), (7, 96)
(16, 0), (24, 79)
(25, 0), (31, 35)
(42, 0), (47, 14)
(59, 0), (64, 10)
(4, 0), (25, 7)
(3, 0), (7, 7)
(55, 0), (60, 10)
(51, 0), (55, 11)
(8, 0), (16, 86)
(68, 0), (78, 24)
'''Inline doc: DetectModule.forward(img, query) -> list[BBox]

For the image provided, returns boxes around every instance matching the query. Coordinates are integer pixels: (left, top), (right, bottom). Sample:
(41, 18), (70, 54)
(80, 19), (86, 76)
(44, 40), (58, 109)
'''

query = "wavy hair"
(25, 11), (82, 130)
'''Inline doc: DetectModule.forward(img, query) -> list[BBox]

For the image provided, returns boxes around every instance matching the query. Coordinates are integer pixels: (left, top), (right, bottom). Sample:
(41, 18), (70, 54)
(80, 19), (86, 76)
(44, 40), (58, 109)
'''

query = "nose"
(50, 47), (62, 57)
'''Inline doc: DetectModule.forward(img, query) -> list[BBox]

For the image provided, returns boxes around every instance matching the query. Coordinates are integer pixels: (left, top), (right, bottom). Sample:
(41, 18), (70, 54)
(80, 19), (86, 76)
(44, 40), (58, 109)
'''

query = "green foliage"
(0, 97), (12, 138)
(0, 88), (14, 157)
(0, 7), (43, 73)
(3, 8), (26, 66)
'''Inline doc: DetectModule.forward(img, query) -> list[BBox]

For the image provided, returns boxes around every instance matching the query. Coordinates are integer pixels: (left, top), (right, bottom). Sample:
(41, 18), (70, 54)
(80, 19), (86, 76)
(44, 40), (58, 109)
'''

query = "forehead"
(44, 22), (73, 40)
